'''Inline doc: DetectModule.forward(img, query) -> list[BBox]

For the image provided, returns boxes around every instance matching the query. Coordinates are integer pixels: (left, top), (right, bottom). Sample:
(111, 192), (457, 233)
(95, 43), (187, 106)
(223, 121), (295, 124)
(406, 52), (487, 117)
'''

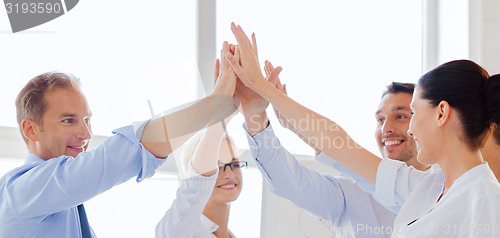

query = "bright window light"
(217, 0), (423, 157)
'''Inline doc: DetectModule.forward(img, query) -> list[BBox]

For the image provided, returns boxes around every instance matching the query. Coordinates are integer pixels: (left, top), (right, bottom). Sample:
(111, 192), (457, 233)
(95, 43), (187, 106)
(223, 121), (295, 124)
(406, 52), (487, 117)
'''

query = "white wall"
(470, 0), (500, 74)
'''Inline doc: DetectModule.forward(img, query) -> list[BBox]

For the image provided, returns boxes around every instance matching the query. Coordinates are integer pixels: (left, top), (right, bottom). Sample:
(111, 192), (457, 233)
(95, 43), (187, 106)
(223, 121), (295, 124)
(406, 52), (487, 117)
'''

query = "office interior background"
(0, 0), (499, 237)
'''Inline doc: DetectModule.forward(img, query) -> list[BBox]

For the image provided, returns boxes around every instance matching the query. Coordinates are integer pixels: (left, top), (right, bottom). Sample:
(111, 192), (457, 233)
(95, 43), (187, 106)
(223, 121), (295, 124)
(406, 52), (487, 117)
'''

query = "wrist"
(257, 81), (280, 102)
(245, 111), (269, 136)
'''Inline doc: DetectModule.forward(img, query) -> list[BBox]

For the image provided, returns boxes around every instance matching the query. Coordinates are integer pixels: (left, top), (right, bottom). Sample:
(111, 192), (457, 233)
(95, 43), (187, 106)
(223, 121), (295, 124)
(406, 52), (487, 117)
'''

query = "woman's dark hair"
(417, 60), (500, 150)
(485, 74), (500, 145)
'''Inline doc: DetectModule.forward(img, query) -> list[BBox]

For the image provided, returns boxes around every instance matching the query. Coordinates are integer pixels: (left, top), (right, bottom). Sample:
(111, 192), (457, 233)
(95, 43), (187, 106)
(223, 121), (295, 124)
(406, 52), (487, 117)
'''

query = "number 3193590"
(5, 2), (62, 14)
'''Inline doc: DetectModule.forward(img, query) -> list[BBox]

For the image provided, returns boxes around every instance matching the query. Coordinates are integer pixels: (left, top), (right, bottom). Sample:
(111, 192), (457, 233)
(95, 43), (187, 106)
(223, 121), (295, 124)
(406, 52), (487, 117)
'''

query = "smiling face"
(408, 87), (439, 165)
(375, 92), (421, 167)
(210, 139), (243, 204)
(30, 88), (92, 160)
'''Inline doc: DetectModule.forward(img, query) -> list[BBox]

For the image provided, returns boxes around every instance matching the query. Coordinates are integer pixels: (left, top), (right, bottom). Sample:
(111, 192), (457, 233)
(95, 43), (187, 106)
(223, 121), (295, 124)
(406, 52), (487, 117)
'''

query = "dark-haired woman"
(226, 23), (500, 237)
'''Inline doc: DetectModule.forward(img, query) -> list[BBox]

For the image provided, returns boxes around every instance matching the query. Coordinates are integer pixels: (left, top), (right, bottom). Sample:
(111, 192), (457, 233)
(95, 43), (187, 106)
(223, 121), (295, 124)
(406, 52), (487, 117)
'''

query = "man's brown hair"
(15, 72), (80, 144)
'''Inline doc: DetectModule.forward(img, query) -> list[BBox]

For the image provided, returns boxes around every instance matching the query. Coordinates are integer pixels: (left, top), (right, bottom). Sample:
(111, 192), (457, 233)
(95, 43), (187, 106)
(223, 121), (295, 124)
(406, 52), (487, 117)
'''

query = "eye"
(376, 118), (384, 124)
(396, 115), (408, 119)
(62, 118), (74, 123)
(84, 118), (91, 124)
(230, 163), (241, 169)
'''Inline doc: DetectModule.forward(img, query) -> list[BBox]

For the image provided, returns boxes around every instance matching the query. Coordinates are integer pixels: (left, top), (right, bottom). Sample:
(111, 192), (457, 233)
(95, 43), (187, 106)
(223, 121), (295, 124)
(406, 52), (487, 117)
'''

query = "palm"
(235, 78), (268, 116)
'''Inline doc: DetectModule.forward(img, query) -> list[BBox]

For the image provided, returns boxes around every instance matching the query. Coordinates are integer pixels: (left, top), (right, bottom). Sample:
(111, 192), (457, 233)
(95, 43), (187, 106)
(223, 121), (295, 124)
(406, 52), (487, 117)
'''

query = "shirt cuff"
(113, 123), (167, 182)
(184, 163), (218, 192)
(132, 120), (150, 141)
(242, 121), (278, 161)
(374, 158), (406, 206)
(315, 152), (338, 167)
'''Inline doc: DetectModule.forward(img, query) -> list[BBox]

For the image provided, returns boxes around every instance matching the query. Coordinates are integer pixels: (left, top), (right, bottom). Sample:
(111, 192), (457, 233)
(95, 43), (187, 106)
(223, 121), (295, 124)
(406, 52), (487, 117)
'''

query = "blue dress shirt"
(244, 122), (396, 238)
(0, 122), (166, 238)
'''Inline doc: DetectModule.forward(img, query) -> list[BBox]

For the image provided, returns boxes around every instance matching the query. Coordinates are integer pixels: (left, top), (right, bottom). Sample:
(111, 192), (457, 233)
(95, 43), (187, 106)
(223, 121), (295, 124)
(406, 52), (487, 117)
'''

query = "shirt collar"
(24, 153), (46, 165)
(200, 215), (236, 238)
(200, 214), (219, 233)
(451, 162), (493, 188)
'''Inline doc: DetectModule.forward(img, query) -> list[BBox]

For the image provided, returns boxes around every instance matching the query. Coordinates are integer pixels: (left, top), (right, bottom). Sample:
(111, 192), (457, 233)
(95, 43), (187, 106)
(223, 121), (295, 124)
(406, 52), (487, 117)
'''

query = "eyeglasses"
(218, 161), (248, 172)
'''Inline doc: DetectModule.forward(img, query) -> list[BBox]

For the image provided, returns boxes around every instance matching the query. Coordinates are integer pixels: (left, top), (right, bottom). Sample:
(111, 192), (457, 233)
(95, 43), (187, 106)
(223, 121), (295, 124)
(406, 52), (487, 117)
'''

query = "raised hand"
(264, 60), (290, 129)
(234, 59), (283, 123)
(226, 23), (282, 92)
(212, 41), (238, 96)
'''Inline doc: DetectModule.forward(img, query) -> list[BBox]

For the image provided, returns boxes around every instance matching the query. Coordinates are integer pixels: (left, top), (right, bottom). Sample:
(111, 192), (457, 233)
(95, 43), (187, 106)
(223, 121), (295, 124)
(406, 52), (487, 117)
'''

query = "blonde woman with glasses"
(155, 42), (248, 238)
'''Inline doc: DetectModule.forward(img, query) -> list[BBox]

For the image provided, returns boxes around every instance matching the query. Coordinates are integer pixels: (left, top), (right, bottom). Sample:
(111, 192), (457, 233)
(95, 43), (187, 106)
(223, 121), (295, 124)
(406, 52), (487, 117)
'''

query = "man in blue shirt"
(0, 66), (239, 237)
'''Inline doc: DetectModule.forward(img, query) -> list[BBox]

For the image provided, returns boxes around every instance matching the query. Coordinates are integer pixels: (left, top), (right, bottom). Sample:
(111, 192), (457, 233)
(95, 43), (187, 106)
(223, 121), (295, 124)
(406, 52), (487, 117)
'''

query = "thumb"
(268, 66), (282, 87)
(214, 59), (220, 85)
(225, 52), (242, 76)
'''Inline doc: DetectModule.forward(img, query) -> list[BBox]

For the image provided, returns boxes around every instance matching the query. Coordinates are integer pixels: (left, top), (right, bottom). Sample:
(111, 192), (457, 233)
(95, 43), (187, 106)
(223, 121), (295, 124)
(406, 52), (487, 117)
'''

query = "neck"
(439, 142), (483, 190)
(481, 137), (500, 182)
(406, 157), (431, 171)
(203, 199), (231, 238)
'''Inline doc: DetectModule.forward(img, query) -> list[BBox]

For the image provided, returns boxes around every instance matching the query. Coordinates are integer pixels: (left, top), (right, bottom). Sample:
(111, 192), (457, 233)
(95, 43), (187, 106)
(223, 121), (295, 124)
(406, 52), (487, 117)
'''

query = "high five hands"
(214, 23), (287, 130)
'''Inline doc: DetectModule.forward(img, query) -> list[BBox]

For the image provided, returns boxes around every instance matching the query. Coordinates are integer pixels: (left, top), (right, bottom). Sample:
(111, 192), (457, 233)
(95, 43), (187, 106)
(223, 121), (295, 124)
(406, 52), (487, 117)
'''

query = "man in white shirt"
(239, 65), (429, 237)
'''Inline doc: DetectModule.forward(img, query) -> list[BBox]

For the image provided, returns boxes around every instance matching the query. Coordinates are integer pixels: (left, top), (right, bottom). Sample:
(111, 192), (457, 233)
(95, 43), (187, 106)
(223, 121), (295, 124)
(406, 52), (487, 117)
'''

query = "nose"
(221, 166), (236, 179)
(381, 118), (395, 134)
(78, 121), (92, 140)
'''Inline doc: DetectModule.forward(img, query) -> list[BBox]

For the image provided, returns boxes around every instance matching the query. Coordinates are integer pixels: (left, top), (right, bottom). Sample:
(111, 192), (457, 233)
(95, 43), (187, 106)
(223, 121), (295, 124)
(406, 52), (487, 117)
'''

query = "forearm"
(191, 123), (226, 176)
(141, 95), (237, 158)
(289, 124), (321, 155)
(257, 82), (381, 183)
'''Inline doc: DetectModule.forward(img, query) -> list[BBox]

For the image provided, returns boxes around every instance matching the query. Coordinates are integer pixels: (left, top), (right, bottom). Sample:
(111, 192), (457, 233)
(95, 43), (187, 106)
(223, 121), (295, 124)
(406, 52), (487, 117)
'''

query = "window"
(218, 0), (423, 157)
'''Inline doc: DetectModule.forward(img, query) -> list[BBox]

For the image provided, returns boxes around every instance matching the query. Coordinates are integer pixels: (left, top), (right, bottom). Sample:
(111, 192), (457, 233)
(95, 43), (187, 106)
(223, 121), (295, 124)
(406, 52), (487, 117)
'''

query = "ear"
(21, 119), (39, 143)
(436, 100), (451, 127)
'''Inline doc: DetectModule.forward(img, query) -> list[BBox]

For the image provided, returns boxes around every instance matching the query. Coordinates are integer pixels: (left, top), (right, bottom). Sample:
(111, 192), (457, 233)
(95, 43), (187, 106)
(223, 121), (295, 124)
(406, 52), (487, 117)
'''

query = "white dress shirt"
(375, 158), (500, 237)
(155, 165), (236, 238)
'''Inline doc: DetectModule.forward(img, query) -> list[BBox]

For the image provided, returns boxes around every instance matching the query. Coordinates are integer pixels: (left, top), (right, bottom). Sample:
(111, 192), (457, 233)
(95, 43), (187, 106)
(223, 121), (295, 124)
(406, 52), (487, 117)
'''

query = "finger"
(222, 41), (231, 70)
(252, 33), (258, 54)
(214, 59), (220, 85)
(265, 60), (275, 76)
(231, 22), (251, 50)
(268, 66), (283, 87)
(234, 45), (241, 66)
(230, 44), (235, 55)
(268, 68), (280, 86)
(222, 41), (230, 55)
(266, 61), (281, 89)
(225, 52), (243, 76)
(264, 60), (271, 77)
(267, 61), (275, 70)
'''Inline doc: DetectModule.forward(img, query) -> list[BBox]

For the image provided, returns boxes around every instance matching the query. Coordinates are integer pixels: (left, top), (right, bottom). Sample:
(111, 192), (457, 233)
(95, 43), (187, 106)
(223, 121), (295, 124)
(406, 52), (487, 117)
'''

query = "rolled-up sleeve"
(6, 122), (166, 221)
(115, 121), (166, 182)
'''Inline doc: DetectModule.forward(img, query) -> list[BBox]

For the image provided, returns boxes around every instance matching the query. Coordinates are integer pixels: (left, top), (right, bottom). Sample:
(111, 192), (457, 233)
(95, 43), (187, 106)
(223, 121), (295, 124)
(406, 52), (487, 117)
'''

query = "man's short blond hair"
(15, 72), (81, 144)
